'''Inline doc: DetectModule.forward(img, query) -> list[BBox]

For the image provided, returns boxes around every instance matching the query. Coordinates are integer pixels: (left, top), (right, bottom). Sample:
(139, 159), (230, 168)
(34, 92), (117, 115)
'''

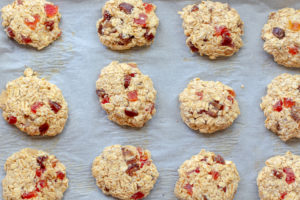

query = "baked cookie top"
(178, 0), (244, 59)
(0, 68), (68, 136)
(262, 8), (300, 68)
(174, 149), (240, 200)
(97, 0), (159, 50)
(260, 73), (300, 141)
(257, 151), (300, 200)
(96, 61), (156, 128)
(92, 144), (159, 200)
(2, 148), (68, 200)
(1, 0), (62, 50)
(179, 78), (240, 134)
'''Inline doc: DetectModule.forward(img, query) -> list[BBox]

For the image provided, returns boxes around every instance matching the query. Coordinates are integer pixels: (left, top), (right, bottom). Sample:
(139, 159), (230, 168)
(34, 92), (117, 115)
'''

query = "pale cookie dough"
(92, 144), (159, 200)
(178, 0), (244, 59)
(257, 151), (300, 200)
(174, 149), (240, 200)
(2, 148), (68, 200)
(1, 0), (62, 50)
(262, 8), (300, 68)
(260, 73), (300, 141)
(179, 78), (240, 134)
(97, 0), (159, 50)
(0, 68), (68, 136)
(96, 61), (156, 127)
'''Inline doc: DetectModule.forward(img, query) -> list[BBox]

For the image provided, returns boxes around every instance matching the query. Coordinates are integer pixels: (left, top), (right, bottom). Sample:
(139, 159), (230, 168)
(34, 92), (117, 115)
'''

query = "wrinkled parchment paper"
(0, 0), (300, 199)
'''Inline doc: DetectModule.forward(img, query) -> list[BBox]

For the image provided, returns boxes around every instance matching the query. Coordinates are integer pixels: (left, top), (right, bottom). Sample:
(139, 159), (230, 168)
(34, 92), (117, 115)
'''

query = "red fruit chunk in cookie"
(7, 115), (17, 124)
(39, 123), (49, 135)
(125, 109), (138, 117)
(7, 27), (15, 38)
(44, 21), (54, 31)
(131, 192), (144, 200)
(195, 91), (203, 100)
(21, 35), (32, 43)
(191, 5), (199, 12)
(273, 100), (283, 112)
(101, 96), (110, 104)
(134, 13), (148, 27)
(119, 2), (134, 14)
(49, 100), (61, 114)
(24, 14), (40, 30)
(209, 170), (220, 180)
(21, 191), (38, 199)
(214, 26), (230, 37)
(44, 4), (58, 18)
(283, 98), (295, 108)
(188, 41), (198, 52)
(143, 3), (153, 13)
(56, 171), (65, 180)
(214, 154), (225, 164)
(228, 89), (236, 97)
(289, 46), (299, 55)
(184, 183), (193, 196)
(35, 180), (47, 192)
(31, 102), (44, 114)
(128, 90), (138, 102)
(283, 167), (295, 184)
(273, 169), (283, 179)
(280, 192), (287, 200)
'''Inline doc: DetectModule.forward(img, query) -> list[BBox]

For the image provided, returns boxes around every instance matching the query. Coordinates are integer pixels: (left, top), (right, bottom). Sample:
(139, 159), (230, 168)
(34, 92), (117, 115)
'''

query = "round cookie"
(96, 61), (156, 127)
(174, 149), (240, 200)
(0, 68), (68, 136)
(1, 0), (62, 50)
(178, 0), (244, 59)
(96, 0), (159, 50)
(92, 144), (159, 200)
(179, 78), (240, 134)
(260, 73), (300, 141)
(257, 151), (300, 200)
(262, 8), (300, 68)
(2, 148), (68, 200)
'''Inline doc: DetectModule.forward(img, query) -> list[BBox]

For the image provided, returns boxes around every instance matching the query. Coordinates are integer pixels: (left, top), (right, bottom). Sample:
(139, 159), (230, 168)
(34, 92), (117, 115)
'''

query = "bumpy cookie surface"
(1, 0), (62, 50)
(260, 73), (300, 141)
(257, 152), (300, 200)
(262, 8), (300, 68)
(179, 78), (240, 134)
(174, 149), (240, 200)
(178, 0), (244, 59)
(92, 144), (159, 200)
(96, 0), (159, 50)
(2, 148), (68, 200)
(0, 68), (68, 136)
(96, 61), (156, 127)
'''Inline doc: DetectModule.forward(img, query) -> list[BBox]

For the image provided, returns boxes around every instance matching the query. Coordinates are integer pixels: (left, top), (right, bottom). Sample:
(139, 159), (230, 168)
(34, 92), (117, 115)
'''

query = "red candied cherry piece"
(125, 109), (138, 117)
(56, 171), (65, 180)
(44, 21), (54, 31)
(21, 191), (38, 199)
(7, 115), (17, 124)
(289, 46), (299, 55)
(49, 100), (61, 114)
(214, 154), (225, 164)
(280, 192), (287, 199)
(128, 90), (138, 102)
(24, 14), (40, 30)
(195, 91), (203, 100)
(134, 13), (148, 27)
(44, 4), (58, 18)
(124, 74), (135, 88)
(273, 170), (283, 179)
(119, 2), (134, 14)
(184, 183), (193, 196)
(131, 192), (144, 200)
(143, 3), (154, 13)
(283, 98), (295, 108)
(31, 102), (44, 114)
(39, 123), (49, 135)
(209, 170), (220, 180)
(273, 100), (283, 112)
(214, 26), (230, 37)
(7, 27), (15, 38)
(101, 96), (110, 104)
(21, 35), (32, 44)
(283, 167), (295, 184)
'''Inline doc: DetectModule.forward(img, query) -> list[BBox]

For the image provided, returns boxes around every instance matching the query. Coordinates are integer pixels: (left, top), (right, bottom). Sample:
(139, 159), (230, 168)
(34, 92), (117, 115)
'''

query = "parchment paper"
(0, 0), (300, 199)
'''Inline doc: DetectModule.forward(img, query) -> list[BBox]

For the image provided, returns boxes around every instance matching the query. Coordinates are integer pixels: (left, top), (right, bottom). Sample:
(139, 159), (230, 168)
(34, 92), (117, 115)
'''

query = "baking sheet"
(0, 0), (300, 199)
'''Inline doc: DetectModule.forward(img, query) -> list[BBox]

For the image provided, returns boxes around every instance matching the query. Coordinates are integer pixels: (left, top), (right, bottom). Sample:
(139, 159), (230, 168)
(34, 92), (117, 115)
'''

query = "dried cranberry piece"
(44, 4), (58, 18)
(191, 5), (199, 12)
(102, 96), (110, 104)
(37, 156), (48, 169)
(283, 167), (295, 184)
(126, 163), (140, 176)
(209, 170), (220, 180)
(49, 100), (61, 114)
(118, 34), (134, 45)
(44, 21), (54, 31)
(206, 110), (218, 118)
(214, 26), (230, 37)
(188, 41), (198, 52)
(103, 10), (112, 21)
(283, 98), (295, 108)
(272, 27), (285, 39)
(184, 183), (193, 196)
(214, 154), (225, 164)
(7, 115), (17, 124)
(273, 100), (283, 112)
(124, 75), (132, 88)
(227, 95), (234, 103)
(195, 167), (200, 173)
(131, 192), (144, 200)
(134, 13), (148, 26)
(210, 100), (224, 110)
(7, 27), (15, 38)
(31, 102), (44, 114)
(119, 2), (134, 14)
(195, 91), (203, 100)
(39, 123), (49, 135)
(273, 170), (283, 179)
(289, 46), (299, 55)
(24, 14), (40, 30)
(96, 89), (106, 98)
(21, 191), (38, 199)
(144, 29), (154, 41)
(280, 192), (287, 200)
(125, 109), (138, 117)
(221, 34), (233, 46)
(21, 35), (32, 44)
(36, 180), (47, 192)
(35, 168), (45, 177)
(291, 106), (300, 122)
(128, 90), (138, 102)
(56, 171), (65, 180)
(143, 3), (153, 13)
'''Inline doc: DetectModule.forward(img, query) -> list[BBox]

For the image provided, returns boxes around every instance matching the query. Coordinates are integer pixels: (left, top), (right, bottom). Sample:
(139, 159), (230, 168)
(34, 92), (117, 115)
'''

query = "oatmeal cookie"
(179, 78), (240, 134)
(260, 73), (300, 141)
(96, 0), (159, 50)
(257, 151), (300, 200)
(96, 61), (156, 127)
(92, 144), (159, 200)
(2, 148), (68, 200)
(0, 68), (68, 136)
(262, 8), (300, 68)
(178, 0), (244, 59)
(174, 149), (240, 200)
(1, 0), (62, 50)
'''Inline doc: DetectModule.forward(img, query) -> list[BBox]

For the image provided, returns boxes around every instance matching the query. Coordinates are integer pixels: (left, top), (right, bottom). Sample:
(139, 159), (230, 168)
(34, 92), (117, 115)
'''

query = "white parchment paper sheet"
(0, 0), (300, 199)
